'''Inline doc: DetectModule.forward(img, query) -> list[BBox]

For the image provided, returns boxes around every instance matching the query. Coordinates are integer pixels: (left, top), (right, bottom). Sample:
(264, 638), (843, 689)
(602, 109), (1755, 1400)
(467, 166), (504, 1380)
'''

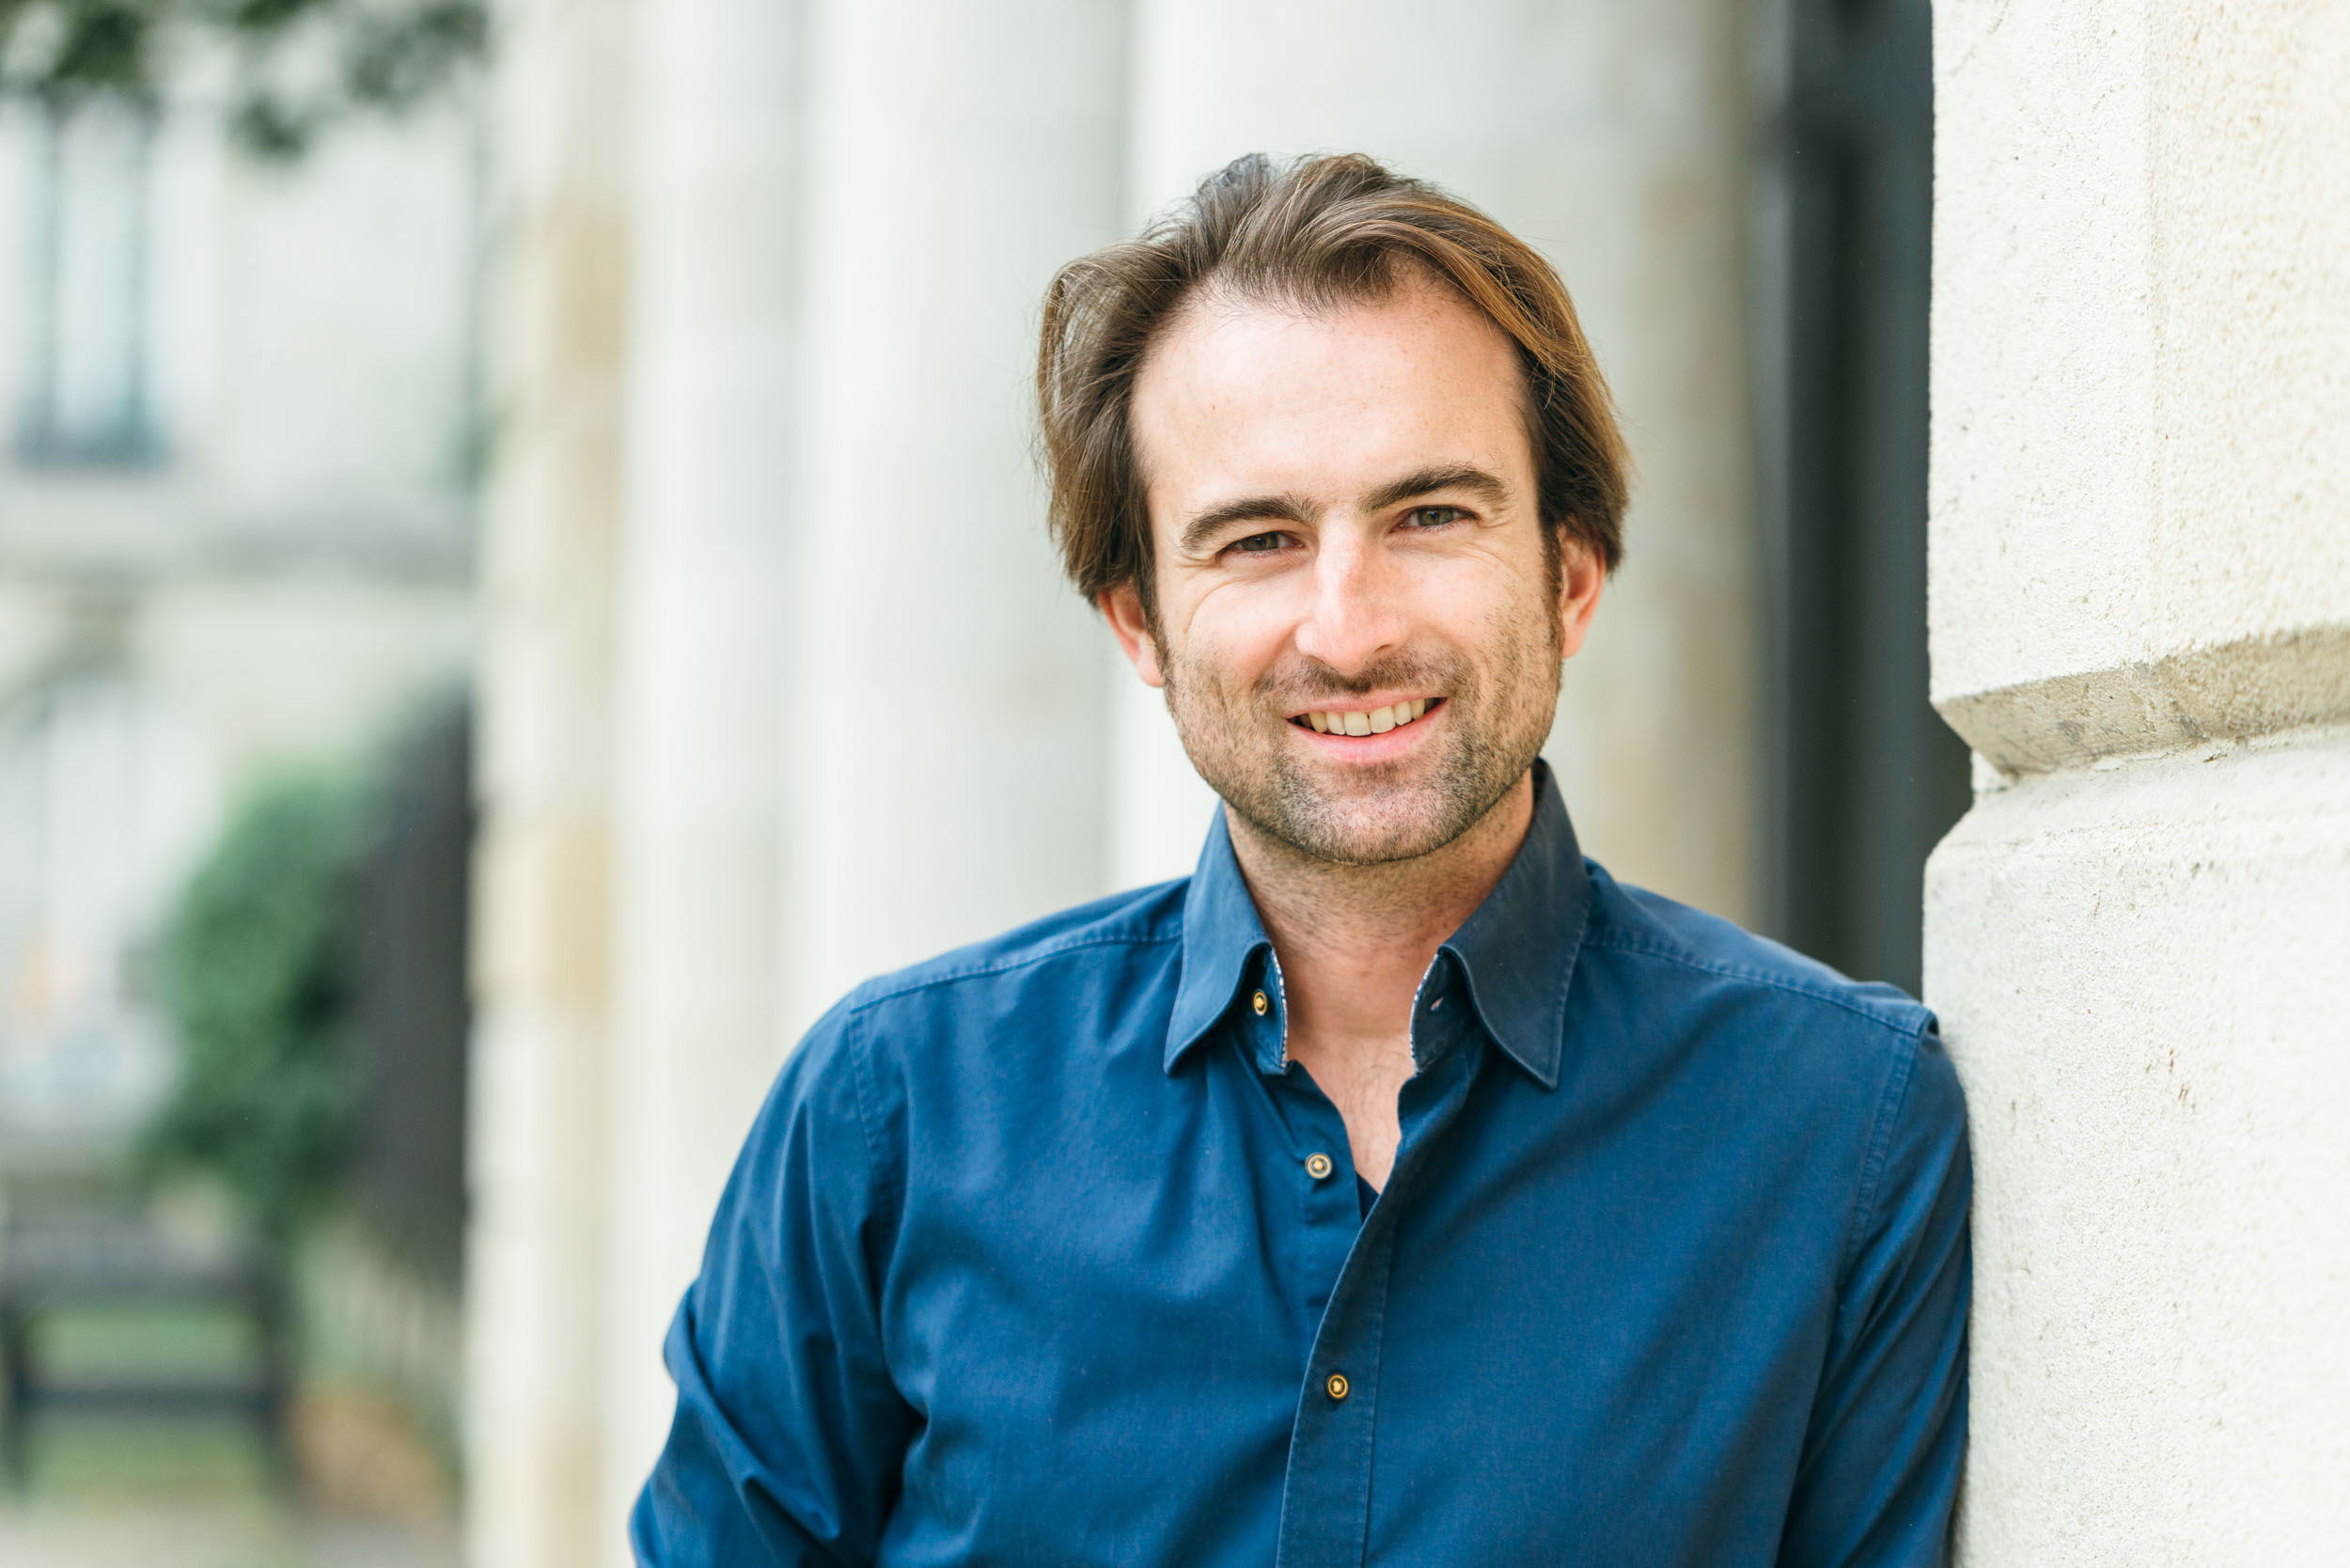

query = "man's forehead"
(1132, 279), (1533, 518)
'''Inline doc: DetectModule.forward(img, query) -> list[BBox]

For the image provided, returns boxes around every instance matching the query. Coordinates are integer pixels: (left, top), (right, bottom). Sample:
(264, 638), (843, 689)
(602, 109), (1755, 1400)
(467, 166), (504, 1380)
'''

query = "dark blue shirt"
(634, 766), (1969, 1567)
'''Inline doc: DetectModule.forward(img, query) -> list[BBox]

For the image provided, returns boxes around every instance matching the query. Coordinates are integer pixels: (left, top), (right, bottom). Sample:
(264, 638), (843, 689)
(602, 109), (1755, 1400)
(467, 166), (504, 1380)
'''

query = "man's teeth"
(1305, 698), (1430, 735)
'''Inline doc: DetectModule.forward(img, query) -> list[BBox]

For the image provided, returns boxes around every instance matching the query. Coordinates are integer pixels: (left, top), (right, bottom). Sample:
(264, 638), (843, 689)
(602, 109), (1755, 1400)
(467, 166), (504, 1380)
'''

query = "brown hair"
(1036, 152), (1630, 621)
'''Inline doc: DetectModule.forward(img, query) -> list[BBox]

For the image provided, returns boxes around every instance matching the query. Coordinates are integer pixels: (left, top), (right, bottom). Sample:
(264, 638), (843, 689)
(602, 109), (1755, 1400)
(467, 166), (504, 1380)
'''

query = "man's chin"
(1245, 790), (1481, 868)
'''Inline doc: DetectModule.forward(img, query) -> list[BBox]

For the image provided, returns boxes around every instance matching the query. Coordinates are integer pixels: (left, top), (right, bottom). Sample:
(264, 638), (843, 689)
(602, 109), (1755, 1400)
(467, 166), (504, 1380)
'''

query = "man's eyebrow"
(1360, 464), (1512, 513)
(1173, 466), (1509, 556)
(1177, 493), (1316, 556)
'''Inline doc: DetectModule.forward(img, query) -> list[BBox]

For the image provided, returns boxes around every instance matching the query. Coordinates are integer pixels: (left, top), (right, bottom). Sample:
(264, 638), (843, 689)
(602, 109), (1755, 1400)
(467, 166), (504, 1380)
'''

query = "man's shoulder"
(1576, 861), (1966, 1172)
(1581, 861), (1932, 1042)
(761, 881), (1191, 1140)
(837, 884), (1184, 1006)
(841, 879), (1188, 1011)
(1575, 864), (1956, 1137)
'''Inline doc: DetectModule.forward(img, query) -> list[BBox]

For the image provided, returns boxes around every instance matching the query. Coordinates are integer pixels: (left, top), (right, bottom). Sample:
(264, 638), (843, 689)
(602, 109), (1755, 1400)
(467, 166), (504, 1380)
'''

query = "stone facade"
(0, 80), (477, 1160)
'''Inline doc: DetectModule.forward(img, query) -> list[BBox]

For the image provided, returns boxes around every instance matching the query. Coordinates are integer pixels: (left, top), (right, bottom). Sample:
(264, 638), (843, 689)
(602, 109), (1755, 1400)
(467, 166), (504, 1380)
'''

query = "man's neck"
(1229, 770), (1535, 1001)
(1223, 772), (1536, 1184)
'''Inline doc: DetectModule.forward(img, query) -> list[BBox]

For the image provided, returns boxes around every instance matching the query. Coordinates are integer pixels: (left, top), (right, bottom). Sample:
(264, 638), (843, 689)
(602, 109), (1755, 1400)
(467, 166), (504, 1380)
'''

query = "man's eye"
(1405, 506), (1467, 528)
(1230, 531), (1290, 554)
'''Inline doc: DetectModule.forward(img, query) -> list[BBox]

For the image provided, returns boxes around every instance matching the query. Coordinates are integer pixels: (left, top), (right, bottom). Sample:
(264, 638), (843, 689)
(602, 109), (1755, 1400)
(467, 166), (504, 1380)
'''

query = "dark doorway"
(1755, 0), (1969, 993)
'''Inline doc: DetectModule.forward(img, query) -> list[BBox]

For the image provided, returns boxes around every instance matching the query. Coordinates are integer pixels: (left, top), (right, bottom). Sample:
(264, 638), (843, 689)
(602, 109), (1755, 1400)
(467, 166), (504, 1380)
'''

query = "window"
(0, 668), (173, 1134)
(18, 102), (163, 467)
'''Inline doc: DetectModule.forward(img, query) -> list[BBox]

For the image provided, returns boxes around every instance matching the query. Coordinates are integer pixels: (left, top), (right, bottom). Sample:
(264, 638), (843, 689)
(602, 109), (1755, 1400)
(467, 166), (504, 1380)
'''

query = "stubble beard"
(1158, 606), (1563, 869)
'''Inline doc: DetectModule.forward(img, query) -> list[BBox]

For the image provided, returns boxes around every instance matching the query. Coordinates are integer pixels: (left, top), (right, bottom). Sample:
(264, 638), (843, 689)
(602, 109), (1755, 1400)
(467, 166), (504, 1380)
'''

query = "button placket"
(1252, 949), (1360, 1311)
(1274, 1214), (1393, 1568)
(1284, 1088), (1361, 1318)
(1272, 1031), (1484, 1568)
(1248, 1003), (1361, 1333)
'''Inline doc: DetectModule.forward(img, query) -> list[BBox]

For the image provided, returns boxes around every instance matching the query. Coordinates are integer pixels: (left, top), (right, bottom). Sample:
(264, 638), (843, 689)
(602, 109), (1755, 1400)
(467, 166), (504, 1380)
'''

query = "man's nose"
(1292, 532), (1406, 675)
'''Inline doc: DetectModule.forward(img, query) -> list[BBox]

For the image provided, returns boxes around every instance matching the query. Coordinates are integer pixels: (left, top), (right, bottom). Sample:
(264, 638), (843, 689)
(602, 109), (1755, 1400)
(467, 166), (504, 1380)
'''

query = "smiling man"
(634, 154), (1969, 1568)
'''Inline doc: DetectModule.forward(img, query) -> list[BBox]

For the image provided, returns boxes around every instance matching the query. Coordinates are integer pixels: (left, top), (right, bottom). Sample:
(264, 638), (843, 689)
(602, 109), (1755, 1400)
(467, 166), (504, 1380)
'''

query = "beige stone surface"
(1927, 733), (2350, 1564)
(596, 0), (800, 1546)
(1930, 1), (2350, 1560)
(1931, 0), (2350, 769)
(463, 1), (631, 1565)
(783, 0), (1125, 1016)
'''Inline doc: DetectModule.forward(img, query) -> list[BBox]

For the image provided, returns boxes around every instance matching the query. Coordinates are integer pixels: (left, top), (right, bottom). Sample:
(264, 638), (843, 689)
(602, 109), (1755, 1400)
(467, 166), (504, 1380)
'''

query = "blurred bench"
(0, 1213), (291, 1486)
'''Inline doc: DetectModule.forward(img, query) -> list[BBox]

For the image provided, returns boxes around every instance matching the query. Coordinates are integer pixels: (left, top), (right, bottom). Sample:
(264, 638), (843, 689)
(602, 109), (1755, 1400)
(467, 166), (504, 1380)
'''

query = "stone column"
(1926, 1), (2350, 1559)
(1114, 0), (1759, 920)
(595, 0), (801, 1548)
(464, 0), (630, 1563)
(781, 0), (1127, 1024)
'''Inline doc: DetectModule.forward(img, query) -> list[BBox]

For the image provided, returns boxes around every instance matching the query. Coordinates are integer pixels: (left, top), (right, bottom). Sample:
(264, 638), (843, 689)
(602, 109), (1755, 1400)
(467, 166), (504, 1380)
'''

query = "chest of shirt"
(866, 1021), (1853, 1568)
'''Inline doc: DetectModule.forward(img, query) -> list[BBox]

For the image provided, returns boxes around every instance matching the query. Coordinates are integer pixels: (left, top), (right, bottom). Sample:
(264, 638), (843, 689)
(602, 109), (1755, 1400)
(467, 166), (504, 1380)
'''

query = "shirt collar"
(1164, 808), (1277, 1073)
(1163, 760), (1592, 1089)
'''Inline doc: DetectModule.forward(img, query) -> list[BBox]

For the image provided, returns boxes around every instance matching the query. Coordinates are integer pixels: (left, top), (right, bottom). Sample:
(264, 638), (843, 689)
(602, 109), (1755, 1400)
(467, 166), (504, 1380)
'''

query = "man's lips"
(1287, 696), (1443, 738)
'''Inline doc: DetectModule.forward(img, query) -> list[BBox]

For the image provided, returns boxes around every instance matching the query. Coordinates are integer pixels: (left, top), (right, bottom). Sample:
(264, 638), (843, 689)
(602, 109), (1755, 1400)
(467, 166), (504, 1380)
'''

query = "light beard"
(1159, 614), (1562, 869)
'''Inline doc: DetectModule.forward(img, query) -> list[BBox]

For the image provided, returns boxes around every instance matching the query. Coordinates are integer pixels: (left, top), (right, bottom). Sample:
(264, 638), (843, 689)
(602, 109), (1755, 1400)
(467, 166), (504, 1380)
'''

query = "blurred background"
(0, 0), (1961, 1563)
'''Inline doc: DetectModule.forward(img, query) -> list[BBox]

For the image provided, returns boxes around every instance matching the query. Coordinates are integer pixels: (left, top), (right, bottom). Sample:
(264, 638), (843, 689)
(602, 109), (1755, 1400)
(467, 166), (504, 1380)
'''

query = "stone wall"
(1926, 0), (2350, 1558)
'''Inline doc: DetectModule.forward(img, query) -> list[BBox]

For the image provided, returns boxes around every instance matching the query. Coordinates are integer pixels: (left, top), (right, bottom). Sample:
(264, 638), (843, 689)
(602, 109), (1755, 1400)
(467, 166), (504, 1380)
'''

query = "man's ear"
(1099, 583), (1167, 688)
(1556, 539), (1606, 662)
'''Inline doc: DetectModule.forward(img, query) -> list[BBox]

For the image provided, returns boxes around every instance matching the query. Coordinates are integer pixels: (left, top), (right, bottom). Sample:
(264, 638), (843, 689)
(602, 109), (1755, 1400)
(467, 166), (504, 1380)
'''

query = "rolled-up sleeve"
(631, 1001), (911, 1567)
(1778, 1021), (1972, 1568)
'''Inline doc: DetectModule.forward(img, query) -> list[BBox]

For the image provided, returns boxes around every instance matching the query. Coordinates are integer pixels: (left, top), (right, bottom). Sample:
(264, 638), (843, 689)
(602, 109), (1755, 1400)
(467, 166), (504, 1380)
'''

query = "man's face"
(1104, 272), (1605, 868)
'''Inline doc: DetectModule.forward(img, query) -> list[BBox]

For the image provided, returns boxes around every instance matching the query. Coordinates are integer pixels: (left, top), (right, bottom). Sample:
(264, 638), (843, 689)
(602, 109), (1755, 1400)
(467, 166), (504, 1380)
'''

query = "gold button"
(1305, 1152), (1334, 1181)
(1325, 1372), (1350, 1402)
(1252, 990), (1269, 1015)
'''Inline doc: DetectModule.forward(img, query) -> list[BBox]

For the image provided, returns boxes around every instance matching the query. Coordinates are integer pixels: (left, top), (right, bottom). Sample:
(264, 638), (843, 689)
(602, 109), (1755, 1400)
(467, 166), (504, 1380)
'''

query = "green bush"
(142, 770), (367, 1247)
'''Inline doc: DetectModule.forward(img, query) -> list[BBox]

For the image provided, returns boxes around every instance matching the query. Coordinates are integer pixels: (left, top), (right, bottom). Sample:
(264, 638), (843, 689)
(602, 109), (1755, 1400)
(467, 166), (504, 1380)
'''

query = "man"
(634, 153), (1968, 1567)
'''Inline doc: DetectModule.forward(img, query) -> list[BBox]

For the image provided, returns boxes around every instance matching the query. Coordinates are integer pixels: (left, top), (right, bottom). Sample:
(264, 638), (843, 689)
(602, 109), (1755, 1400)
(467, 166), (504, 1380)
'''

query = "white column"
(597, 0), (801, 1549)
(784, 0), (1127, 1023)
(465, 0), (630, 1563)
(1926, 1), (2350, 1559)
(1115, 0), (1759, 919)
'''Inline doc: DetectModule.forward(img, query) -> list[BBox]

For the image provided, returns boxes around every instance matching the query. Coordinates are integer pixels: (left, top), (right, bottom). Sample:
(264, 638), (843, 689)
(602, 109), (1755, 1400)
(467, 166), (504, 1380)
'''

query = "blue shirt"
(634, 765), (1969, 1567)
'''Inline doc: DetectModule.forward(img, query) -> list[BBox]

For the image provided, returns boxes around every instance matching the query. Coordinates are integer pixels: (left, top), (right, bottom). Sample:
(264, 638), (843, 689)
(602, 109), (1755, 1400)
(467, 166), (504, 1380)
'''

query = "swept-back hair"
(1036, 151), (1630, 620)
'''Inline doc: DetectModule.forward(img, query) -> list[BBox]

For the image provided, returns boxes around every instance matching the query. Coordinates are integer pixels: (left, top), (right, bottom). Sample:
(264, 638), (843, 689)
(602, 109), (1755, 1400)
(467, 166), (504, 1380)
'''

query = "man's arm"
(1778, 1023), (1972, 1568)
(631, 1003), (913, 1566)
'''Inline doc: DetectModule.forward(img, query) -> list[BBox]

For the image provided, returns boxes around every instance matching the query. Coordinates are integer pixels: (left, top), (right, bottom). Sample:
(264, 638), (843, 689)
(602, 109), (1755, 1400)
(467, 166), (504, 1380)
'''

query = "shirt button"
(1304, 1152), (1334, 1181)
(1325, 1372), (1350, 1402)
(1252, 990), (1269, 1015)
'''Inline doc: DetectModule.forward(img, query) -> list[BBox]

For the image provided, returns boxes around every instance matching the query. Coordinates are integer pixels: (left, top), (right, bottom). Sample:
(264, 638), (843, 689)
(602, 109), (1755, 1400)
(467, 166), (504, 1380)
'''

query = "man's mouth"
(1288, 698), (1440, 736)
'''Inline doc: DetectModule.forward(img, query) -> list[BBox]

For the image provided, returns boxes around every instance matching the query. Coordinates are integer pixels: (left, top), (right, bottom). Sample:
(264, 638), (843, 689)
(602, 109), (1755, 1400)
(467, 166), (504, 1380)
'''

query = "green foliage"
(0, 0), (486, 159)
(142, 769), (367, 1246)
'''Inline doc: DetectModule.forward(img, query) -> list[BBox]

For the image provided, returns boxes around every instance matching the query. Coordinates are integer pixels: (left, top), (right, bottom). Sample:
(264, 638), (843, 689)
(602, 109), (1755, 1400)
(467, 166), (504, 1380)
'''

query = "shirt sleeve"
(631, 1000), (913, 1567)
(1777, 1020), (1972, 1568)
